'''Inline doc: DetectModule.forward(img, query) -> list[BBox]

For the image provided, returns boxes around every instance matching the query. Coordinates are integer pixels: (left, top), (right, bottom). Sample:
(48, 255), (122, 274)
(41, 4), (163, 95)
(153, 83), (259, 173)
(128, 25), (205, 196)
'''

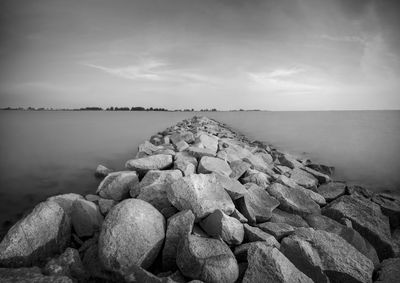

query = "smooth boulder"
(198, 156), (232, 176)
(97, 171), (139, 201)
(71, 199), (103, 237)
(125, 154), (173, 175)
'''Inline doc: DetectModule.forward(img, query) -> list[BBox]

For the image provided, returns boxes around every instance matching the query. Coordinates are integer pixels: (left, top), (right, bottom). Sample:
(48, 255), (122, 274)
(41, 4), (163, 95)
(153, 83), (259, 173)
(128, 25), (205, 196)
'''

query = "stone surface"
(173, 152), (198, 176)
(322, 195), (394, 260)
(281, 228), (374, 283)
(198, 156), (232, 176)
(258, 222), (295, 241)
(236, 183), (279, 224)
(213, 173), (247, 200)
(243, 224), (280, 247)
(278, 153), (303, 169)
(269, 208), (310, 228)
(315, 181), (346, 202)
(195, 133), (219, 153)
(346, 185), (374, 200)
(241, 169), (271, 187)
(289, 168), (318, 190)
(234, 241), (280, 262)
(231, 209), (248, 223)
(306, 163), (334, 176)
(131, 169), (182, 197)
(0, 267), (73, 283)
(162, 210), (195, 271)
(267, 183), (320, 216)
(71, 199), (103, 237)
(229, 160), (251, 180)
(375, 258), (400, 283)
(200, 209), (244, 245)
(97, 171), (139, 201)
(372, 192), (400, 228)
(125, 154), (173, 175)
(47, 193), (84, 215)
(301, 166), (331, 184)
(0, 200), (71, 267)
(242, 244), (313, 283)
(99, 199), (166, 274)
(187, 146), (217, 158)
(166, 174), (235, 220)
(176, 234), (239, 283)
(98, 198), (117, 215)
(95, 164), (113, 178)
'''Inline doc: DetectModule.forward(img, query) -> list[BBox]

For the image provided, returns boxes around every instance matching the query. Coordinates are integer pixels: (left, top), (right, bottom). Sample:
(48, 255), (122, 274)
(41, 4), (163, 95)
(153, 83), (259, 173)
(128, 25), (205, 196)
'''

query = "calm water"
(1, 110), (399, 235)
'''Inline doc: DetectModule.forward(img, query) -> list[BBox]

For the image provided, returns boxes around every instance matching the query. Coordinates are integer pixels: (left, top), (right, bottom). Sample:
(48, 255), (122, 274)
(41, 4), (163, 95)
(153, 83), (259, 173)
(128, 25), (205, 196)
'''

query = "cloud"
(318, 34), (366, 44)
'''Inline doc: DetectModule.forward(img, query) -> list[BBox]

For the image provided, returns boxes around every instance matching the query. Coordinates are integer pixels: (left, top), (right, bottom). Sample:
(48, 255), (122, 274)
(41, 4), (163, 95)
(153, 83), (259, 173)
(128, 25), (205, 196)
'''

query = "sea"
(1, 110), (399, 236)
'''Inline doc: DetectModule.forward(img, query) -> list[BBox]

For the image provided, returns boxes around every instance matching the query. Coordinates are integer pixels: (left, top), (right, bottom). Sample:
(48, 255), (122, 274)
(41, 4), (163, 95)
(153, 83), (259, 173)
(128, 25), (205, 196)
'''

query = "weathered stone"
(136, 140), (163, 157)
(231, 209), (248, 223)
(258, 222), (295, 241)
(85, 194), (100, 203)
(255, 152), (273, 165)
(306, 163), (334, 176)
(47, 193), (84, 215)
(131, 169), (182, 197)
(195, 133), (219, 153)
(305, 214), (379, 267)
(200, 209), (244, 245)
(322, 195), (394, 260)
(372, 192), (400, 228)
(95, 164), (113, 178)
(0, 201), (71, 267)
(243, 224), (280, 247)
(124, 265), (180, 283)
(301, 166), (331, 184)
(174, 152), (198, 176)
(99, 199), (166, 274)
(198, 156), (232, 176)
(236, 183), (279, 224)
(176, 234), (239, 283)
(166, 174), (235, 220)
(267, 183), (320, 216)
(97, 171), (139, 201)
(315, 181), (346, 202)
(71, 199), (103, 237)
(346, 185), (374, 200)
(125, 154), (173, 175)
(278, 153), (303, 169)
(187, 146), (216, 158)
(270, 208), (309, 228)
(98, 198), (117, 215)
(392, 228), (400, 257)
(229, 160), (251, 180)
(375, 258), (400, 283)
(0, 267), (73, 283)
(289, 168), (318, 190)
(241, 169), (271, 187)
(213, 173), (247, 200)
(242, 244), (313, 283)
(234, 241), (280, 262)
(162, 210), (195, 271)
(281, 228), (374, 283)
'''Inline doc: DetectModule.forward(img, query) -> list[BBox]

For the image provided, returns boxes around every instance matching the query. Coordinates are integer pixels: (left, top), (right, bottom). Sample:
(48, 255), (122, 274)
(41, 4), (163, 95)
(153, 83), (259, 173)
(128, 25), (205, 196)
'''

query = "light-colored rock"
(95, 164), (113, 178)
(213, 173), (247, 200)
(241, 169), (271, 187)
(281, 228), (374, 283)
(375, 258), (400, 283)
(97, 171), (139, 201)
(289, 168), (318, 190)
(270, 208), (309, 228)
(187, 146), (217, 158)
(71, 199), (103, 237)
(47, 193), (84, 215)
(0, 267), (73, 283)
(167, 174), (235, 220)
(99, 199), (166, 274)
(258, 222), (295, 241)
(176, 234), (239, 283)
(98, 198), (117, 215)
(162, 210), (195, 270)
(198, 156), (232, 176)
(243, 224), (280, 248)
(195, 133), (219, 153)
(315, 181), (346, 202)
(131, 169), (183, 197)
(278, 153), (303, 169)
(200, 209), (244, 245)
(234, 241), (280, 262)
(125, 154), (173, 175)
(301, 166), (330, 184)
(174, 152), (198, 176)
(242, 244), (313, 283)
(229, 160), (251, 179)
(231, 209), (248, 223)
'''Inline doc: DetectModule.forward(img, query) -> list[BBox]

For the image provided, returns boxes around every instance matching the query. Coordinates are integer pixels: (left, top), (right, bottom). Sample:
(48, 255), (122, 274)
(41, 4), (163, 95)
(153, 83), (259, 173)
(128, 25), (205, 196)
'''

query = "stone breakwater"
(1, 116), (399, 283)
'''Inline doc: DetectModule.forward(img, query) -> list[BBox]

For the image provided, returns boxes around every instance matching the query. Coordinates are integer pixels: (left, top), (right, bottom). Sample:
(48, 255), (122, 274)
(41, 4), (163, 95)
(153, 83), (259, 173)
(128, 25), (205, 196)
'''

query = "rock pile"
(1, 115), (399, 282)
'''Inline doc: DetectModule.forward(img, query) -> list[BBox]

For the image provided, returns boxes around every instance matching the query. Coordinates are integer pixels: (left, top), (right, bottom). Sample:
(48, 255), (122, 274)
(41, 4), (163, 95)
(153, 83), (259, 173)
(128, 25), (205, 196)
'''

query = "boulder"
(257, 222), (295, 241)
(0, 200), (71, 267)
(71, 199), (103, 237)
(315, 181), (346, 202)
(47, 193), (84, 215)
(234, 241), (280, 262)
(372, 193), (400, 228)
(187, 146), (217, 158)
(176, 234), (239, 283)
(304, 214), (379, 267)
(85, 194), (100, 203)
(241, 169), (271, 187)
(392, 228), (400, 257)
(99, 199), (166, 274)
(97, 171), (139, 201)
(195, 133), (219, 153)
(278, 153), (303, 169)
(236, 183), (280, 224)
(231, 209), (248, 223)
(162, 210), (195, 271)
(131, 169), (182, 197)
(200, 209), (244, 245)
(266, 183), (320, 216)
(281, 228), (374, 283)
(136, 140), (163, 157)
(301, 166), (331, 184)
(242, 244), (313, 283)
(289, 168), (318, 190)
(213, 173), (247, 200)
(198, 156), (232, 176)
(306, 163), (334, 176)
(0, 267), (73, 283)
(173, 152), (198, 176)
(98, 198), (117, 215)
(166, 174), (235, 220)
(346, 185), (374, 200)
(125, 154), (173, 175)
(243, 224), (279, 247)
(269, 208), (309, 228)
(124, 265), (182, 283)
(229, 160), (251, 180)
(375, 258), (400, 283)
(322, 195), (395, 260)
(95, 164), (113, 178)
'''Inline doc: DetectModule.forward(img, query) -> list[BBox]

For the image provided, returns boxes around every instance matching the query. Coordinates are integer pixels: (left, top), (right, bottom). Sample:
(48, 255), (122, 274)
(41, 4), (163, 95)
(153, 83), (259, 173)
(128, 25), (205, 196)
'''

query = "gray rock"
(200, 209), (244, 245)
(99, 199), (166, 274)
(301, 166), (331, 184)
(0, 200), (71, 267)
(98, 198), (117, 215)
(269, 208), (309, 228)
(242, 244), (313, 283)
(195, 133), (219, 153)
(267, 183), (320, 216)
(278, 153), (303, 169)
(71, 199), (103, 237)
(234, 241), (280, 262)
(187, 146), (217, 158)
(95, 164), (113, 178)
(97, 171), (139, 201)
(306, 163), (334, 176)
(231, 209), (248, 223)
(166, 174), (235, 220)
(346, 185), (374, 200)
(243, 224), (280, 247)
(213, 173), (247, 200)
(136, 140), (163, 157)
(372, 192), (400, 228)
(174, 152), (198, 176)
(375, 258), (400, 283)
(85, 194), (100, 203)
(198, 156), (232, 176)
(315, 181), (346, 202)
(281, 228), (374, 283)
(241, 169), (271, 187)
(176, 234), (239, 283)
(125, 154), (173, 175)
(47, 193), (84, 215)
(124, 265), (180, 283)
(236, 183), (280, 224)
(0, 267), (73, 283)
(162, 210), (195, 271)
(131, 169), (183, 197)
(257, 222), (295, 241)
(322, 195), (395, 260)
(289, 168), (318, 190)
(392, 228), (400, 257)
(229, 160), (251, 180)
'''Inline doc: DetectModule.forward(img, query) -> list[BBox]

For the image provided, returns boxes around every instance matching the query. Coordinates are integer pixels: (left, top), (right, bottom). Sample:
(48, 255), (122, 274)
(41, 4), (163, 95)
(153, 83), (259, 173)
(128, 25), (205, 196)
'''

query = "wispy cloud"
(318, 34), (366, 44)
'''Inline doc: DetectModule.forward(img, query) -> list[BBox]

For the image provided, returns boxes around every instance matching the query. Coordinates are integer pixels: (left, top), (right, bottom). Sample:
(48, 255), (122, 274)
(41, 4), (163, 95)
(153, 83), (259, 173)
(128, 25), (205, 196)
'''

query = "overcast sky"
(0, 0), (399, 110)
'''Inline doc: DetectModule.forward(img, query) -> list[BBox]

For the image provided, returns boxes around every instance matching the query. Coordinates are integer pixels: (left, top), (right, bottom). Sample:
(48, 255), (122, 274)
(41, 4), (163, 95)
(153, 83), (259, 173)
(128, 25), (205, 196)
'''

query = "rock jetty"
(1, 115), (399, 282)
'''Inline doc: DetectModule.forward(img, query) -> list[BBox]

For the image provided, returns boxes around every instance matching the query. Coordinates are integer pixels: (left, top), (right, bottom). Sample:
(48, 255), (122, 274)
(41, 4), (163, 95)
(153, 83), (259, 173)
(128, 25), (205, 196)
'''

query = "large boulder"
(234, 241), (280, 262)
(243, 224), (280, 247)
(213, 173), (247, 200)
(176, 234), (239, 283)
(278, 153), (303, 169)
(0, 200), (71, 267)
(47, 193), (84, 215)
(289, 168), (318, 190)
(266, 183), (320, 216)
(99, 199), (166, 275)
(301, 166), (331, 184)
(71, 199), (103, 238)
(375, 258), (400, 283)
(229, 160), (251, 180)
(0, 267), (73, 283)
(372, 192), (400, 228)
(162, 210), (195, 271)
(281, 228), (374, 283)
(315, 181), (346, 202)
(269, 208), (309, 228)
(125, 154), (173, 175)
(236, 183), (280, 224)
(195, 133), (219, 153)
(97, 171), (139, 201)
(166, 174), (235, 220)
(187, 146), (217, 158)
(131, 169), (182, 197)
(173, 152), (197, 176)
(257, 222), (295, 241)
(200, 209), (244, 245)
(322, 195), (395, 260)
(198, 156), (232, 176)
(241, 169), (271, 187)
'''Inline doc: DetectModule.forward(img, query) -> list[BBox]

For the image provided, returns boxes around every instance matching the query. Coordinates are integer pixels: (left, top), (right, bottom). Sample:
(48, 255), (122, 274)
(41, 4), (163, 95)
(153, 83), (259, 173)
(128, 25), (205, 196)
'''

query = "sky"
(0, 0), (399, 110)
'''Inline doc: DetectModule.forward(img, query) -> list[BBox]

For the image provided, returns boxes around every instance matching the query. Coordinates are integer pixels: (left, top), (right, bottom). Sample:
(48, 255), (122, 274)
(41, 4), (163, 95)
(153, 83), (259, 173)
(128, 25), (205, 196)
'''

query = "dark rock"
(71, 199), (103, 238)
(257, 222), (295, 241)
(372, 193), (400, 228)
(229, 160), (251, 180)
(306, 163), (334, 176)
(375, 258), (400, 283)
(97, 171), (139, 201)
(315, 181), (346, 202)
(198, 156), (232, 176)
(124, 265), (180, 283)
(0, 266), (73, 283)
(269, 208), (309, 228)
(301, 166), (331, 184)
(95, 164), (113, 178)
(125, 154), (173, 175)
